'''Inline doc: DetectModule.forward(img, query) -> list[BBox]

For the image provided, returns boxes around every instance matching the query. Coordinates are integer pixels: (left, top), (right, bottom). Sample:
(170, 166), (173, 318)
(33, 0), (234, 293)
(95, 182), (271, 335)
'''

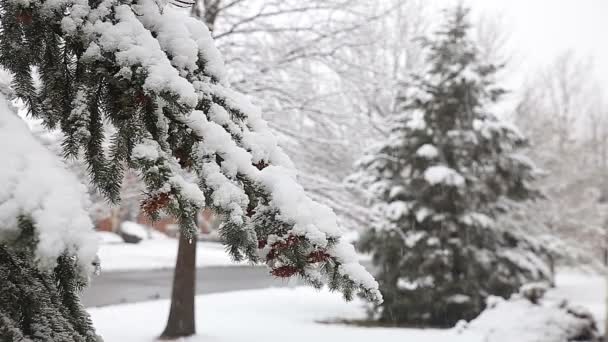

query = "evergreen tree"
(0, 0), (381, 338)
(349, 6), (549, 327)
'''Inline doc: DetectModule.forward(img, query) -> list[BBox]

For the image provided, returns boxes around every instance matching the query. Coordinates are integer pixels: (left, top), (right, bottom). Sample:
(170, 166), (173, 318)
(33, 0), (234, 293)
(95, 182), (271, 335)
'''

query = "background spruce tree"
(349, 6), (550, 327)
(0, 0), (380, 338)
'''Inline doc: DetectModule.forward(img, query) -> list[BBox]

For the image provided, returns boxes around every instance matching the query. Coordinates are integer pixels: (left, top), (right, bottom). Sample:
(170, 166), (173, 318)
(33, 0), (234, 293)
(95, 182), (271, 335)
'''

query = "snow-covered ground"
(548, 271), (606, 330)
(97, 237), (242, 271)
(89, 271), (605, 342)
(90, 287), (476, 342)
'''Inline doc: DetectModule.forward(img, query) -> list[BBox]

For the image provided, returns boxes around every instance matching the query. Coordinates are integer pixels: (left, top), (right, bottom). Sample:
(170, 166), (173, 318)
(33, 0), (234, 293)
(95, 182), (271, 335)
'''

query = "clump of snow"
(134, 0), (227, 83)
(132, 142), (159, 160)
(0, 93), (98, 272)
(403, 230), (427, 247)
(405, 110), (427, 130)
(397, 278), (417, 290)
(59, 0), (198, 106)
(89, 5), (197, 106)
(447, 294), (471, 304)
(460, 212), (494, 228)
(209, 85), (294, 168)
(424, 165), (465, 186)
(388, 185), (405, 199)
(386, 201), (411, 221)
(200, 162), (249, 224)
(415, 207), (433, 222)
(396, 275), (435, 291)
(416, 144), (438, 158)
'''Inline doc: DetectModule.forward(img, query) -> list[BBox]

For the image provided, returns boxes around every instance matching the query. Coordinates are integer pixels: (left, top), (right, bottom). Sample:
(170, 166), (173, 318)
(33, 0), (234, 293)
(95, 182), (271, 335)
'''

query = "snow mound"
(462, 293), (600, 342)
(0, 94), (98, 272)
(120, 221), (149, 240)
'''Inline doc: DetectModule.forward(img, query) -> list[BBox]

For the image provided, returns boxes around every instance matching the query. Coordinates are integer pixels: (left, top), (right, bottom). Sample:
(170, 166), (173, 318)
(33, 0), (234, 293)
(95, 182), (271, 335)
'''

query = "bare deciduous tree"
(512, 51), (607, 268)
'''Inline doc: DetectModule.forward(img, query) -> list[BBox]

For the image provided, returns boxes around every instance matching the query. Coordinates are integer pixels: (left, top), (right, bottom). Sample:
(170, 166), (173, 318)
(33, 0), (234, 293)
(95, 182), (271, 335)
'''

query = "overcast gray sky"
(466, 0), (608, 83)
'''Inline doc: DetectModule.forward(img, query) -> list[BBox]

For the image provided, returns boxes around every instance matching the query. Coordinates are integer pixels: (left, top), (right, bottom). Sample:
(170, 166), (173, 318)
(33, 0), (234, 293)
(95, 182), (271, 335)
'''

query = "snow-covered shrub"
(462, 289), (600, 342)
(119, 221), (149, 244)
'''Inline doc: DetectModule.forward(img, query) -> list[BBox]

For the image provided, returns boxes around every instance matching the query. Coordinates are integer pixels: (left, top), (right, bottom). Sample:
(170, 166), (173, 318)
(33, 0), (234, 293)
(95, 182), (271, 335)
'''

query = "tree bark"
(605, 231), (608, 341)
(160, 233), (197, 339)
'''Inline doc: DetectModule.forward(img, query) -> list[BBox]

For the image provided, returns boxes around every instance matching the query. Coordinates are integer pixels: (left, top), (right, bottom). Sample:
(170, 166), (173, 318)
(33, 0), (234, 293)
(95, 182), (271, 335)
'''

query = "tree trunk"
(605, 232), (608, 341)
(160, 233), (197, 339)
(548, 252), (555, 288)
(161, 5), (212, 339)
(605, 271), (608, 342)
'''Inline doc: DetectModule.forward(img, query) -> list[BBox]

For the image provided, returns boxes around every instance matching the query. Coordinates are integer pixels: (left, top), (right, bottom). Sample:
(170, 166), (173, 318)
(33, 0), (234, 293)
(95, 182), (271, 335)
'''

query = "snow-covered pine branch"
(0, 0), (380, 302)
(0, 75), (99, 340)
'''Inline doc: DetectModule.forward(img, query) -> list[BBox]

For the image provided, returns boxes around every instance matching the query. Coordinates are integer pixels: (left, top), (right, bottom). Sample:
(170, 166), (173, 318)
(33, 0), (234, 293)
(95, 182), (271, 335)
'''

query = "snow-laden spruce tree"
(0, 74), (100, 340)
(0, 0), (381, 338)
(349, 6), (550, 327)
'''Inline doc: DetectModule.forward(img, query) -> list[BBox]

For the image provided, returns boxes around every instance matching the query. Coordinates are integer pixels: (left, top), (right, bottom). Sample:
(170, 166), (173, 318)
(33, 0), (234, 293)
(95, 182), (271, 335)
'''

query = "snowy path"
(82, 265), (296, 307)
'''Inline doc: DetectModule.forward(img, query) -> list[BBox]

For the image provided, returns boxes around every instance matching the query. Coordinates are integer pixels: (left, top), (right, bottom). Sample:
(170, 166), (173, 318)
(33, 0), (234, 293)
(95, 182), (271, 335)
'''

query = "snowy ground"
(89, 271), (605, 342)
(98, 237), (241, 272)
(548, 271), (606, 330)
(90, 287), (477, 342)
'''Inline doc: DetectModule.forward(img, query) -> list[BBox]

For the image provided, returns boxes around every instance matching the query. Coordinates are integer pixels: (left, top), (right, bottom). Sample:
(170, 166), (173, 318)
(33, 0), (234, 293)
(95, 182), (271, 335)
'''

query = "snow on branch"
(0, 93), (97, 273)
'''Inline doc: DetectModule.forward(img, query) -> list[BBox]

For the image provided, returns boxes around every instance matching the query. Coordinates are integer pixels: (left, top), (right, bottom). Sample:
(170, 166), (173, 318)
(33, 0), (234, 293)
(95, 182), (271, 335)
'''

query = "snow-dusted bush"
(119, 221), (149, 244)
(461, 288), (600, 342)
